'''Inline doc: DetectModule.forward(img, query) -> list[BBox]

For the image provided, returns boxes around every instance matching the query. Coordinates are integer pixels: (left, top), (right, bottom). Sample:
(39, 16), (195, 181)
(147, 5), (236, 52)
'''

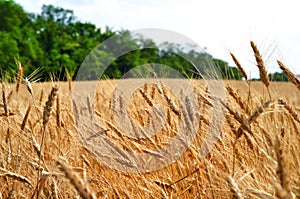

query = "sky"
(16, 0), (300, 78)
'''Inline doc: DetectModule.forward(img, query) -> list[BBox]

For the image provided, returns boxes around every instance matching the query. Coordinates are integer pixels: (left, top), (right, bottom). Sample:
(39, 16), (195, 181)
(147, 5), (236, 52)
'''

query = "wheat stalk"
(250, 41), (271, 99)
(31, 136), (42, 158)
(220, 100), (251, 133)
(0, 168), (32, 187)
(143, 83), (148, 94)
(68, 75), (72, 93)
(50, 178), (59, 199)
(16, 60), (23, 93)
(248, 100), (272, 123)
(36, 86), (58, 198)
(226, 86), (250, 115)
(245, 188), (274, 199)
(31, 170), (50, 198)
(72, 99), (79, 126)
(227, 175), (243, 199)
(139, 88), (153, 107)
(230, 52), (248, 80)
(21, 105), (31, 131)
(57, 158), (95, 199)
(275, 133), (293, 199)
(2, 82), (8, 116)
(25, 77), (33, 95)
(229, 52), (252, 103)
(43, 86), (58, 126)
(151, 84), (156, 99)
(250, 41), (269, 86)
(0, 172), (32, 187)
(278, 98), (300, 123)
(6, 89), (14, 103)
(56, 92), (60, 127)
(39, 90), (44, 105)
(161, 85), (181, 117)
(86, 95), (92, 116)
(277, 60), (300, 91)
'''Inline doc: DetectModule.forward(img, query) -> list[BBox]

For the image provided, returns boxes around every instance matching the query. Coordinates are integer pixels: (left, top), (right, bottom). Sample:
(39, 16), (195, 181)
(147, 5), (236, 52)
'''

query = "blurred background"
(1, 0), (299, 80)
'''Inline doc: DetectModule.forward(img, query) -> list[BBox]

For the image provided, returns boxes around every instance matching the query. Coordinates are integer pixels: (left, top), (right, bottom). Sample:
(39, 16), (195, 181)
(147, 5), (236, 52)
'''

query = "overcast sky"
(16, 0), (300, 78)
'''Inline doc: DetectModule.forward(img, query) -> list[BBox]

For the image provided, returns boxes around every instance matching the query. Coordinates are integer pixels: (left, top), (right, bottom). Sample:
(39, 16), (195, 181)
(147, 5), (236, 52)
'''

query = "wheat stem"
(36, 86), (58, 198)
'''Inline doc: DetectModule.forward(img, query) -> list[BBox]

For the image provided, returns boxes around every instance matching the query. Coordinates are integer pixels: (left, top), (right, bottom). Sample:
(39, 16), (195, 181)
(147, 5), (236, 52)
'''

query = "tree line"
(0, 0), (289, 81)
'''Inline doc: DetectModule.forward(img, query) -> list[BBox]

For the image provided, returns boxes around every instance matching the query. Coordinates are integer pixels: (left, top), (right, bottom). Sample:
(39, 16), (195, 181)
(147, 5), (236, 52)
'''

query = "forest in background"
(0, 0), (289, 81)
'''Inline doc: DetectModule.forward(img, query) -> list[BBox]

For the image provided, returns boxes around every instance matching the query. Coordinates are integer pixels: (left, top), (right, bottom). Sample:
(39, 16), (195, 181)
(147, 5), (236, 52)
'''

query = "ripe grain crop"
(0, 42), (299, 198)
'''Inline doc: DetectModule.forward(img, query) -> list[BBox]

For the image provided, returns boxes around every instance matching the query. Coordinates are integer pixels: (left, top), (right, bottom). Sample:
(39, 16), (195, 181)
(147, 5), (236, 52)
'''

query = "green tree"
(213, 58), (241, 80)
(0, 32), (19, 67)
(32, 5), (76, 78)
(0, 1), (244, 81)
(32, 5), (117, 79)
(0, 0), (43, 75)
(269, 72), (289, 81)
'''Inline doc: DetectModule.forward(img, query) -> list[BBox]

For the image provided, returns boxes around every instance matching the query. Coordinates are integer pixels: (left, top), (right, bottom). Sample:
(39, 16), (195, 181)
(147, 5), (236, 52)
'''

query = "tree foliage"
(0, 1), (253, 81)
(268, 72), (289, 82)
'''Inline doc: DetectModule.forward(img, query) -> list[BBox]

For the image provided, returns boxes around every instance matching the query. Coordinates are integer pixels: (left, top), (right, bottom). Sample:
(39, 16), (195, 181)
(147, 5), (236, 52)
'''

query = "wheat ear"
(278, 98), (300, 123)
(39, 90), (44, 105)
(220, 100), (251, 134)
(21, 105), (31, 131)
(230, 52), (248, 80)
(25, 77), (33, 95)
(275, 133), (293, 199)
(57, 158), (95, 199)
(43, 86), (58, 126)
(1, 82), (8, 116)
(162, 85), (181, 117)
(227, 175), (243, 199)
(16, 60), (23, 93)
(277, 60), (300, 91)
(250, 41), (271, 99)
(226, 86), (250, 115)
(68, 75), (72, 93)
(56, 92), (60, 127)
(139, 88), (153, 106)
(36, 86), (58, 198)
(230, 52), (252, 103)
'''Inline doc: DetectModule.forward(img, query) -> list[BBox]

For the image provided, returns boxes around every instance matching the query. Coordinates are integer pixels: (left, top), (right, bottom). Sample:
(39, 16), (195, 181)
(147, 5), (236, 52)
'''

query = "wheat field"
(0, 42), (299, 198)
